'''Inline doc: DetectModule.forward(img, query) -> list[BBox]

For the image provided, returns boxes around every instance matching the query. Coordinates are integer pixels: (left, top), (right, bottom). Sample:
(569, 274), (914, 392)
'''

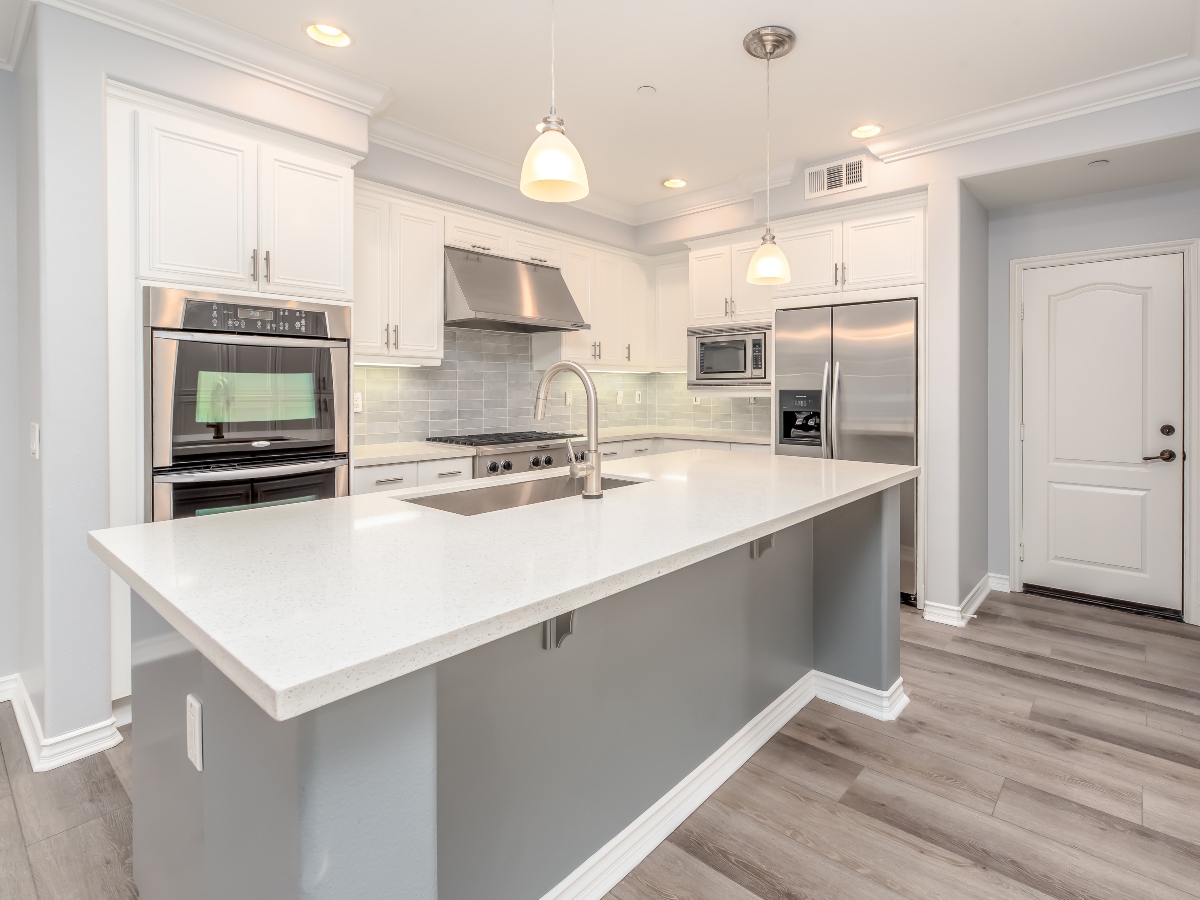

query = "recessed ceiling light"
(1088, 159), (1110, 167)
(637, 85), (657, 96)
(663, 178), (687, 189)
(306, 23), (352, 47)
(851, 124), (882, 139)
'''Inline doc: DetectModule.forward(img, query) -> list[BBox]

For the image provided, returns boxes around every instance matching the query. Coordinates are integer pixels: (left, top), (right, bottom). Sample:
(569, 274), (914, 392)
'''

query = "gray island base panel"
(129, 486), (902, 900)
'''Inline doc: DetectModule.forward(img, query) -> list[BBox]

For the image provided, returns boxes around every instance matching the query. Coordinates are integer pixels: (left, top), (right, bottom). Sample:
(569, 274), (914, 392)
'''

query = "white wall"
(987, 176), (1200, 575)
(959, 184), (989, 595)
(0, 69), (18, 679)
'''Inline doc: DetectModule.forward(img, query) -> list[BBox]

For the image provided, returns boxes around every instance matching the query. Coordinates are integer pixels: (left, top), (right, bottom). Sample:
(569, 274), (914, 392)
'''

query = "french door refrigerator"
(775, 298), (918, 600)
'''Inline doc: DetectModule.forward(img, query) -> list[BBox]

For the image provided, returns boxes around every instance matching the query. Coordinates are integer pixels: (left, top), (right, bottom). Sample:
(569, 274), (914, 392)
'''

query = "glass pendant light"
(744, 26), (795, 286)
(521, 0), (589, 202)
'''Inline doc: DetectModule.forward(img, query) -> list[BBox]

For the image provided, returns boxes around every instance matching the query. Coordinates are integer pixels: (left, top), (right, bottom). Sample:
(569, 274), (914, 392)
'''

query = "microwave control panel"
(751, 338), (765, 376)
(182, 300), (329, 337)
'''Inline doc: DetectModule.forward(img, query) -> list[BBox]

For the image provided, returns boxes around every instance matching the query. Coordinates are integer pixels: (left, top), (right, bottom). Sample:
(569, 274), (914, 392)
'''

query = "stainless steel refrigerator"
(775, 298), (918, 599)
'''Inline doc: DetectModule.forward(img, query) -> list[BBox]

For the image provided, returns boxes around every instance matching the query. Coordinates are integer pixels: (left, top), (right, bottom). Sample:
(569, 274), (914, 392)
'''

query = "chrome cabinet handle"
(470, 244), (488, 250)
(830, 361), (841, 460)
(154, 458), (345, 483)
(731, 299), (736, 315)
(626, 344), (631, 361)
(394, 325), (399, 348)
(251, 249), (258, 282)
(384, 324), (390, 348)
(834, 262), (838, 285)
(437, 470), (463, 477)
(633, 447), (648, 453)
(725, 298), (729, 315)
(264, 250), (271, 283)
(374, 476), (406, 485)
(530, 256), (548, 263)
(1144, 449), (1177, 462)
(819, 360), (831, 459)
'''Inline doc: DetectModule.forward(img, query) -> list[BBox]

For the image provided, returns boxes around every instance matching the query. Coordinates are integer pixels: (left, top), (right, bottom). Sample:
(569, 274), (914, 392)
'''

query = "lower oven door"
(153, 458), (348, 521)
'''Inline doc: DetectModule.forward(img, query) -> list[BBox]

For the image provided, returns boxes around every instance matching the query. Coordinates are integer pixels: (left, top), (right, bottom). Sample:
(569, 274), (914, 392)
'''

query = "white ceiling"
(4, 0), (1199, 216)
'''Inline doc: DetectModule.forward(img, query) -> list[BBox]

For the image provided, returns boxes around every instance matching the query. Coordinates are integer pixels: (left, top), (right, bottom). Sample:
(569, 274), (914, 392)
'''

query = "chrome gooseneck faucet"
(533, 360), (602, 498)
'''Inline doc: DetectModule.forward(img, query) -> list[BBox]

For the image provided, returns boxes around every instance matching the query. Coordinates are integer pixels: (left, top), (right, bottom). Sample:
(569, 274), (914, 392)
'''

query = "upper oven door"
(152, 331), (349, 468)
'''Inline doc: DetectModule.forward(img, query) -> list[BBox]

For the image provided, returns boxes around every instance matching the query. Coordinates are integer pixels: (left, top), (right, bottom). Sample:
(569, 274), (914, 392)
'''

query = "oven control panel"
(182, 300), (329, 337)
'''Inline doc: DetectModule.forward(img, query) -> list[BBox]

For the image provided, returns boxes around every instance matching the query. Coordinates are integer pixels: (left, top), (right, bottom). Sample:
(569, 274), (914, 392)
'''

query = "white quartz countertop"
(89, 452), (916, 721)
(353, 428), (769, 467)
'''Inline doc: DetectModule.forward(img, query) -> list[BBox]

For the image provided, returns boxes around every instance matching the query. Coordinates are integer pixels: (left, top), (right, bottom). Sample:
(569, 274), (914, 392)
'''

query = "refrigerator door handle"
(830, 360), (841, 460)
(820, 360), (831, 459)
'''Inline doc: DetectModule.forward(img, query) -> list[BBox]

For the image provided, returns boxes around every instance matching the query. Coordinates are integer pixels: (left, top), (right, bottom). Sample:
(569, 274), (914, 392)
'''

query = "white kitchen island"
(89, 450), (917, 900)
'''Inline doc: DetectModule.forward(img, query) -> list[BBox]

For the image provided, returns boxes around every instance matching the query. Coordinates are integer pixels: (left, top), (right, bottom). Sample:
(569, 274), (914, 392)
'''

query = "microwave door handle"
(820, 360), (830, 459)
(830, 361), (841, 460)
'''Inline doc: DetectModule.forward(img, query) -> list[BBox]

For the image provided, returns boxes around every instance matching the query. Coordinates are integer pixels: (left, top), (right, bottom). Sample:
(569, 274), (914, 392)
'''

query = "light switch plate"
(353, 392), (363, 413)
(186, 694), (203, 772)
(616, 391), (624, 405)
(693, 396), (701, 405)
(565, 390), (573, 406)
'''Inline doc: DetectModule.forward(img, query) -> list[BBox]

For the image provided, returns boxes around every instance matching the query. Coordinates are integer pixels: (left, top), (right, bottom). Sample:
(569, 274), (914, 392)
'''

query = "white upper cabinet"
(731, 241), (776, 322)
(841, 208), (924, 291)
(137, 110), (355, 302)
(593, 253), (624, 363)
(138, 111), (258, 289)
(353, 194), (390, 357)
(508, 228), (562, 267)
(654, 262), (689, 371)
(558, 245), (595, 363)
(774, 223), (841, 297)
(444, 212), (507, 254)
(258, 145), (353, 300)
(619, 259), (647, 366)
(690, 246), (732, 326)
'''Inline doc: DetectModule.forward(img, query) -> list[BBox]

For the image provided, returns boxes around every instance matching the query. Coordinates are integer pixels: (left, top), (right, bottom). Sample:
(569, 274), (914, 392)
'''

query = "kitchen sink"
(402, 474), (643, 516)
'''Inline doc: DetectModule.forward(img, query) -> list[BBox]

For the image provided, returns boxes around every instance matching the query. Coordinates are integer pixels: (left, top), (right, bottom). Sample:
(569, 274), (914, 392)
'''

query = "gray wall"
(958, 184), (990, 596)
(0, 69), (18, 679)
(987, 176), (1200, 574)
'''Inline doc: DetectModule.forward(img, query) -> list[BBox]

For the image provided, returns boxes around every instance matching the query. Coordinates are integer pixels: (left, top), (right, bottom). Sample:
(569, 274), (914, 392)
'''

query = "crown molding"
(3, 0), (392, 114)
(865, 54), (1200, 163)
(0, 0), (32, 70)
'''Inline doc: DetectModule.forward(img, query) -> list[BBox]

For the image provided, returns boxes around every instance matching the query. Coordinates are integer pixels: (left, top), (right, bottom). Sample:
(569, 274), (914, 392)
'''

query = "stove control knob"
(543, 455), (554, 467)
(501, 460), (513, 472)
(530, 456), (542, 468)
(486, 461), (500, 474)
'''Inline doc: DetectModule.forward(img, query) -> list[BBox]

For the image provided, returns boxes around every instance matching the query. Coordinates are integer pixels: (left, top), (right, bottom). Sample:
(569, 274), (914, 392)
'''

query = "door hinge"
(1020, 302), (1024, 320)
(1020, 423), (1024, 441)
(1019, 543), (1025, 561)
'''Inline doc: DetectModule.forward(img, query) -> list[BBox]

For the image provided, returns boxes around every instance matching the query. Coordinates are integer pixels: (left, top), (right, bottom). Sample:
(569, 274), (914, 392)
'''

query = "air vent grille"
(804, 155), (868, 199)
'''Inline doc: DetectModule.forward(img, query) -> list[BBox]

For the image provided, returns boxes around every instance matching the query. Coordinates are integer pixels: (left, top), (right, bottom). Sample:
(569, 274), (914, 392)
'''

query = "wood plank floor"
(608, 591), (1200, 900)
(6, 590), (1200, 899)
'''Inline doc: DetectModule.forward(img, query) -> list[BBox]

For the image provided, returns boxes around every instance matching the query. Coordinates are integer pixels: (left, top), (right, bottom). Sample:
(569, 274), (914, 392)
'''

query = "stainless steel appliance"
(146, 287), (351, 521)
(444, 247), (589, 333)
(427, 431), (583, 479)
(775, 298), (918, 599)
(688, 324), (771, 389)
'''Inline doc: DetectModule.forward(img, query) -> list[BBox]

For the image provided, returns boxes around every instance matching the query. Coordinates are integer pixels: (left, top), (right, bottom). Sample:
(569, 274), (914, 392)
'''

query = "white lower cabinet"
(352, 462), (419, 494)
(598, 442), (627, 462)
(659, 439), (732, 453)
(416, 458), (471, 486)
(625, 440), (654, 457)
(729, 442), (772, 455)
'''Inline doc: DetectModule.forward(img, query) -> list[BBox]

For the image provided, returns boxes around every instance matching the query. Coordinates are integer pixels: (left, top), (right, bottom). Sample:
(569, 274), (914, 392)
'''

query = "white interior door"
(1021, 254), (1184, 610)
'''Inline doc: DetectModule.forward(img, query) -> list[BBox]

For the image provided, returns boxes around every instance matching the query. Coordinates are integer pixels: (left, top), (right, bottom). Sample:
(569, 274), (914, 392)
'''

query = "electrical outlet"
(565, 390), (573, 406)
(748, 396), (757, 405)
(616, 390), (624, 405)
(693, 396), (701, 405)
(186, 694), (203, 772)
(353, 392), (363, 413)
(635, 390), (642, 404)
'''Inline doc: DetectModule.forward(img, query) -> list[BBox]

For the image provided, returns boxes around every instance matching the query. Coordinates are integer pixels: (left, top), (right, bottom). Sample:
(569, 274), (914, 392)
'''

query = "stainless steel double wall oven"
(146, 288), (351, 522)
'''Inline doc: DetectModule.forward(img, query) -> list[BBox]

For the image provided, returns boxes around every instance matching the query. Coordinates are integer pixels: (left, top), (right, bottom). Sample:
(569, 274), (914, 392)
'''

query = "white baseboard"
(539, 670), (818, 900)
(10, 676), (123, 773)
(989, 573), (1011, 593)
(922, 571), (996, 627)
(0, 673), (16, 704)
(113, 696), (133, 728)
(814, 673), (909, 721)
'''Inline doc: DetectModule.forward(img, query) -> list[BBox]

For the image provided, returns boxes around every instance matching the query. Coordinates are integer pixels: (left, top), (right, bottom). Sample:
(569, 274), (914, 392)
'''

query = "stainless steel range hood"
(444, 247), (589, 333)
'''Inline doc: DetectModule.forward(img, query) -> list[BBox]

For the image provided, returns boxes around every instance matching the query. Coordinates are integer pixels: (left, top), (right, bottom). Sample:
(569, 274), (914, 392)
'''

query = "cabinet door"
(594, 253), (624, 363)
(560, 245), (596, 362)
(444, 213), (507, 253)
(352, 462), (418, 494)
(619, 259), (647, 366)
(689, 247), (732, 325)
(731, 241), (777, 322)
(138, 112), (258, 288)
(654, 263), (689, 371)
(774, 223), (842, 297)
(392, 201), (444, 359)
(842, 208), (924, 290)
(508, 228), (562, 266)
(353, 194), (391, 358)
(598, 441), (627, 462)
(259, 145), (353, 299)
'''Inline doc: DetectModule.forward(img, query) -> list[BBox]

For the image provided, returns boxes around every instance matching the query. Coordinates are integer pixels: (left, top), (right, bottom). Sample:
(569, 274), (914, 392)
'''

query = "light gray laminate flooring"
(6, 590), (1200, 899)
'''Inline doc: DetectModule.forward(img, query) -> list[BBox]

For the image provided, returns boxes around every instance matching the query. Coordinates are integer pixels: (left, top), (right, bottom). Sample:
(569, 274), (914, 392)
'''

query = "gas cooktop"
(427, 431), (580, 447)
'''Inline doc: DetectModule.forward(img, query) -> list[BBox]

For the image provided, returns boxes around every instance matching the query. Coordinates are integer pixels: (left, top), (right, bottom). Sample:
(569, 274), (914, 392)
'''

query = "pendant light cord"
(765, 53), (772, 233)
(550, 0), (557, 116)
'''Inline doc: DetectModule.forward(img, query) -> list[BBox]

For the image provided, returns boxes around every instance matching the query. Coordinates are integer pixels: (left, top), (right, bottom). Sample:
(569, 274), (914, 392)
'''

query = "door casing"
(1010, 241), (1200, 624)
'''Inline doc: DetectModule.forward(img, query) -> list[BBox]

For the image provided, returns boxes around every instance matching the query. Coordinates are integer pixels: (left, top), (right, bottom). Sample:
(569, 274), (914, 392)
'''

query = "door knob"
(1143, 449), (1177, 462)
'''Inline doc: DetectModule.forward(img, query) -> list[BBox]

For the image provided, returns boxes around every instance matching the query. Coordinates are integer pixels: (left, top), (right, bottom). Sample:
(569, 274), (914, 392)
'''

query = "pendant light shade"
(521, 118), (589, 202)
(522, 1), (589, 203)
(747, 233), (791, 285)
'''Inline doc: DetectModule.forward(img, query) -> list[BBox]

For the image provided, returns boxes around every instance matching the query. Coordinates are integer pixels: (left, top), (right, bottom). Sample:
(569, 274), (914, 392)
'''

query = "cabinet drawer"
(625, 440), (654, 457)
(659, 439), (731, 453)
(417, 458), (472, 486)
(598, 442), (627, 461)
(352, 462), (418, 494)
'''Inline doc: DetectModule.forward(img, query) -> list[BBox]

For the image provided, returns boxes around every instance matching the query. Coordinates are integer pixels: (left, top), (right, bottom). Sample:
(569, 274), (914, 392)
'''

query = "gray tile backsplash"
(353, 328), (771, 446)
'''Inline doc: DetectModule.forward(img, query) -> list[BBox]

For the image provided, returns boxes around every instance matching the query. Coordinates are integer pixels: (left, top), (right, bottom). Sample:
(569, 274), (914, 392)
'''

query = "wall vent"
(804, 155), (867, 199)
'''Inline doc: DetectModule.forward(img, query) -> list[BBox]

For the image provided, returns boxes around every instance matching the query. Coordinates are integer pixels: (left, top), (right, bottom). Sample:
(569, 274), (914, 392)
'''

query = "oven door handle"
(154, 458), (347, 483)
(154, 331), (348, 349)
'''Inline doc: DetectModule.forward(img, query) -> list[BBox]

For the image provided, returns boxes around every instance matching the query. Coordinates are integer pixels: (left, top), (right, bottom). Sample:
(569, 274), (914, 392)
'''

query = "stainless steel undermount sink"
(402, 474), (643, 516)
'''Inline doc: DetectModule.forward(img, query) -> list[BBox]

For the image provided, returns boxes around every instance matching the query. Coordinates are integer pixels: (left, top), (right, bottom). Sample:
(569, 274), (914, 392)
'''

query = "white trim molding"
(538, 667), (908, 900)
(0, 0), (34, 70)
(1009, 241), (1200, 626)
(10, 676), (123, 772)
(865, 55), (1200, 163)
(0, 673), (17, 704)
(922, 571), (993, 627)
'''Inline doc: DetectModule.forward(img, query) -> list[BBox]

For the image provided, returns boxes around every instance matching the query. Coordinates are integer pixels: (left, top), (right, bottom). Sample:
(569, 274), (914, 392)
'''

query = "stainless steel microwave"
(687, 325), (771, 388)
